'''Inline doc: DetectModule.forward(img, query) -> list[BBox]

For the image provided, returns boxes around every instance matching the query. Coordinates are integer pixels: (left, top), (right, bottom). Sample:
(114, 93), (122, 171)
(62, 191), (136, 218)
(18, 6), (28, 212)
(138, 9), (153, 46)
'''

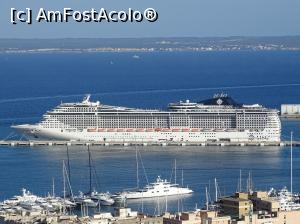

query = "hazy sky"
(0, 0), (299, 38)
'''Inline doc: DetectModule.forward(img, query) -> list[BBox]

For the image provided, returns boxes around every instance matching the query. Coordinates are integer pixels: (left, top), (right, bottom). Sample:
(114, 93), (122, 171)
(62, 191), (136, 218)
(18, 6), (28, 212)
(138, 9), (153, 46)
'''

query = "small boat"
(19, 201), (42, 211)
(74, 192), (98, 207)
(91, 191), (115, 206)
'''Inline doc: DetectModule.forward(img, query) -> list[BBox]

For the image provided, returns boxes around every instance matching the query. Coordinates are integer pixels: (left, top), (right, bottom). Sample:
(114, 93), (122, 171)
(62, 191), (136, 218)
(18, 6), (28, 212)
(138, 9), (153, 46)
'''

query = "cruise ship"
(12, 93), (281, 143)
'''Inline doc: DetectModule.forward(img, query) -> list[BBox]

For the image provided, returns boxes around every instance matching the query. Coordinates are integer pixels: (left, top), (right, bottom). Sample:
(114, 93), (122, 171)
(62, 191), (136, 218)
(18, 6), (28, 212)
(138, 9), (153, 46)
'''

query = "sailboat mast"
(239, 169), (242, 192)
(181, 169), (183, 186)
(205, 186), (209, 210)
(136, 148), (139, 189)
(214, 178), (217, 202)
(141, 192), (144, 213)
(165, 195), (168, 213)
(247, 171), (252, 192)
(63, 161), (66, 199)
(175, 159), (177, 184)
(52, 177), (55, 197)
(67, 146), (71, 187)
(291, 131), (293, 195)
(88, 145), (92, 194)
(62, 160), (66, 214)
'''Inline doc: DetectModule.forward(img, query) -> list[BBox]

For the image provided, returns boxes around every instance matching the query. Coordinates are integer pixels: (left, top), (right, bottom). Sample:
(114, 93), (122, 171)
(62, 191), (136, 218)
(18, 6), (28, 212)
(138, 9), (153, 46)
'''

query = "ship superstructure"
(13, 94), (281, 143)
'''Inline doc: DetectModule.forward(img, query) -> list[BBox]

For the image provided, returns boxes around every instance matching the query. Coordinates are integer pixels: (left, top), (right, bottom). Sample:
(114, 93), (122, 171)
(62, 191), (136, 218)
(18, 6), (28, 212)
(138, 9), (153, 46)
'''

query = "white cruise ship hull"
(13, 125), (280, 143)
(118, 188), (193, 199)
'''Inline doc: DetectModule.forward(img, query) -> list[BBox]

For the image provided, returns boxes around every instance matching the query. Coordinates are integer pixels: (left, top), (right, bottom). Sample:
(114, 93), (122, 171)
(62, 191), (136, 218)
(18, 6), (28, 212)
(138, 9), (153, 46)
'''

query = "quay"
(0, 140), (299, 147)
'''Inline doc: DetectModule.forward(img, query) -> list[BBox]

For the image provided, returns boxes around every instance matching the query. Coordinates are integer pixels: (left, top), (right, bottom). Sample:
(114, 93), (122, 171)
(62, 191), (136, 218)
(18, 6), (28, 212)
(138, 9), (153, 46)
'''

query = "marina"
(2, 184), (300, 224)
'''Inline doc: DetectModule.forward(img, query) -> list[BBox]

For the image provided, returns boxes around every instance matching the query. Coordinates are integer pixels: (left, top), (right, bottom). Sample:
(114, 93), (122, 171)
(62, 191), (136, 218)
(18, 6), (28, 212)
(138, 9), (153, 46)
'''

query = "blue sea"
(0, 51), (300, 214)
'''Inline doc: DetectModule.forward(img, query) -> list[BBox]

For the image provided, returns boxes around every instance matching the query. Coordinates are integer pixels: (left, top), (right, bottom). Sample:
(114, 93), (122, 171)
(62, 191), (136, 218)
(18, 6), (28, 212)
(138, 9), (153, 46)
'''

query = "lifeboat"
(87, 128), (97, 132)
(117, 129), (124, 132)
(155, 128), (162, 132)
(107, 128), (116, 132)
(191, 128), (199, 132)
(162, 128), (171, 132)
(97, 128), (106, 132)
(127, 128), (134, 132)
(172, 128), (180, 132)
(136, 128), (145, 132)
(146, 128), (155, 132)
(181, 128), (190, 132)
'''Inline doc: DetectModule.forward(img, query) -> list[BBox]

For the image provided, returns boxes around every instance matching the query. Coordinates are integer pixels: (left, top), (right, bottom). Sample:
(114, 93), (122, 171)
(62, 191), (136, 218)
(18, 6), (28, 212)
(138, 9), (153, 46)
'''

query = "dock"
(0, 140), (299, 147)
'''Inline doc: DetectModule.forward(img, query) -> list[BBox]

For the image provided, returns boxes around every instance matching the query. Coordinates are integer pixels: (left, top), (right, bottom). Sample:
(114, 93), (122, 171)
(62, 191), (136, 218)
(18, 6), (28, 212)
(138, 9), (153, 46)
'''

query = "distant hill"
(1, 36), (300, 53)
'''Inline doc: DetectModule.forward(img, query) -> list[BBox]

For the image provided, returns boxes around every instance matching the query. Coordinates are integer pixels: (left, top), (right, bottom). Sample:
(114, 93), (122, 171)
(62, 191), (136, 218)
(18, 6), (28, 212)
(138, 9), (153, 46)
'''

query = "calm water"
(0, 51), (300, 214)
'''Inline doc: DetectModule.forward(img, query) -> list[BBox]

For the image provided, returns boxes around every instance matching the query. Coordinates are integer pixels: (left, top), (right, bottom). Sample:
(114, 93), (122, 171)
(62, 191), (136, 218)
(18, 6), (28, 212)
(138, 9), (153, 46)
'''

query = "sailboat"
(61, 160), (77, 209)
(75, 145), (114, 206)
(71, 146), (97, 208)
(203, 178), (221, 211)
(46, 160), (76, 211)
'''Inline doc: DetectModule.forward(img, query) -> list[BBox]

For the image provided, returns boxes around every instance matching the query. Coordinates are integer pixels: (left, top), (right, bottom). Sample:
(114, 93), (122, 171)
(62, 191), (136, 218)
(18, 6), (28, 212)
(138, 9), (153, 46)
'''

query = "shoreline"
(1, 48), (300, 54)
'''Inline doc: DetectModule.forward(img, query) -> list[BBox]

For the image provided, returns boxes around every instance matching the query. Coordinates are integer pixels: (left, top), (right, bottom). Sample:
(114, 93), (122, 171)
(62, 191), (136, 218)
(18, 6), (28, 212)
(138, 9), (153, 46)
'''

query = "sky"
(0, 0), (299, 38)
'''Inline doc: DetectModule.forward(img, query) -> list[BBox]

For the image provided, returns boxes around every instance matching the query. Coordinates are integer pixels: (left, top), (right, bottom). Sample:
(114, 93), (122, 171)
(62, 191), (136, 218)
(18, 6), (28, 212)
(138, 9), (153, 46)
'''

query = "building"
(163, 210), (231, 224)
(163, 189), (300, 224)
(281, 104), (300, 118)
(219, 192), (253, 220)
(219, 190), (300, 224)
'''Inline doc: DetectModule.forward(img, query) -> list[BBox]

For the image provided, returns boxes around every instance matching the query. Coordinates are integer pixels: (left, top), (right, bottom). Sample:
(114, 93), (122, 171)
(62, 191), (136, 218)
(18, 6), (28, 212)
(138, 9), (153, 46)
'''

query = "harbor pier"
(0, 140), (299, 147)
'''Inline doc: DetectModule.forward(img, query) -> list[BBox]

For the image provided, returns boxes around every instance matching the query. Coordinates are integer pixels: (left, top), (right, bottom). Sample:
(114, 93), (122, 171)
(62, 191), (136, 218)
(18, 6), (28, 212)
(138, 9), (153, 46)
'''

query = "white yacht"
(113, 176), (193, 200)
(268, 187), (300, 211)
(4, 189), (39, 206)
